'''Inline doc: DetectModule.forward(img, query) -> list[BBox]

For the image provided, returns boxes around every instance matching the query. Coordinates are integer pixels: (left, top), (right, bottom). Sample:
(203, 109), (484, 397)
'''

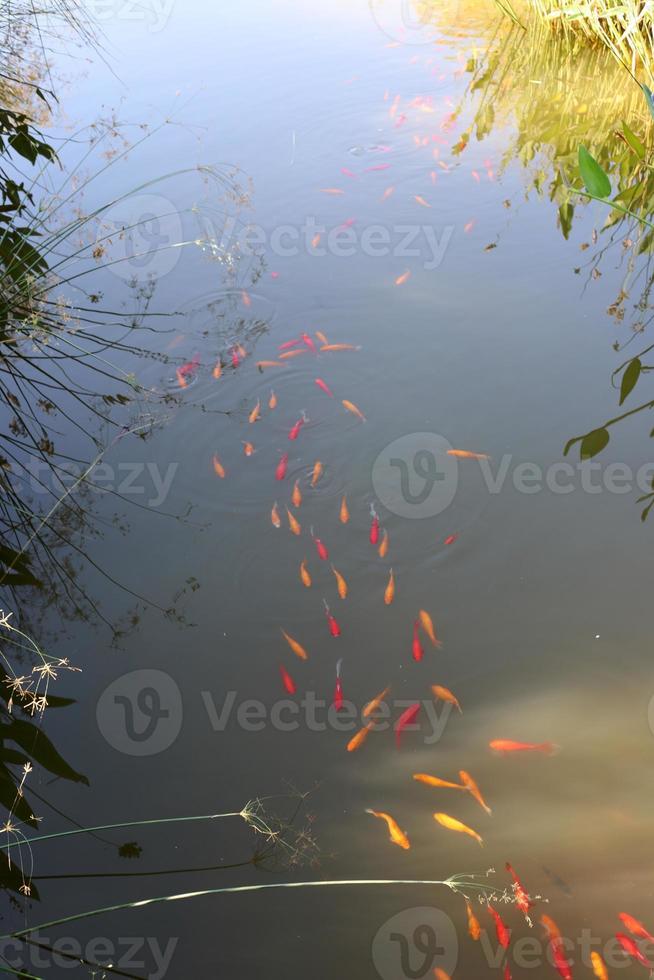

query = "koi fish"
(434, 971), (451, 980)
(413, 773), (465, 790)
(412, 620), (424, 662)
(241, 290), (251, 307)
(315, 378), (334, 397)
(212, 360), (223, 379)
(378, 529), (389, 558)
(395, 702), (420, 748)
(419, 609), (441, 648)
(279, 349), (307, 360)
(431, 685), (461, 713)
(460, 771), (492, 816)
(489, 740), (557, 755)
(279, 665), (296, 694)
(287, 508), (301, 536)
(177, 353), (200, 385)
(395, 270), (411, 286)
(279, 339), (301, 351)
(275, 453), (289, 481)
(505, 862), (532, 917)
(365, 809), (410, 850)
(315, 331), (328, 345)
(342, 399), (366, 421)
(243, 441), (255, 457)
(248, 400), (261, 424)
(256, 360), (284, 369)
(332, 565), (348, 599)
(504, 966), (512, 980)
(618, 913), (654, 943)
(340, 494), (350, 524)
(434, 812), (484, 847)
(311, 233), (321, 248)
(384, 568), (395, 605)
(312, 528), (328, 560)
(347, 722), (373, 752)
(365, 163), (391, 172)
(280, 629), (308, 661)
(323, 599), (341, 636)
(320, 344), (360, 352)
(269, 390), (277, 409)
(488, 906), (511, 948)
(466, 900), (482, 941)
(292, 479), (302, 508)
(341, 167), (357, 178)
(444, 534), (458, 546)
(271, 502), (281, 528)
(472, 170), (480, 183)
(300, 559), (311, 587)
(415, 195), (431, 208)
(212, 455), (226, 479)
(363, 686), (390, 718)
(540, 915), (562, 942)
(289, 412), (308, 440)
(320, 188), (345, 194)
(231, 348), (241, 369)
(550, 936), (573, 980)
(334, 659), (344, 710)
(381, 185), (395, 201)
(370, 504), (380, 545)
(311, 461), (323, 486)
(615, 933), (650, 969)
(447, 449), (489, 460)
(302, 332), (317, 353)
(463, 220), (475, 233)
(590, 952), (609, 980)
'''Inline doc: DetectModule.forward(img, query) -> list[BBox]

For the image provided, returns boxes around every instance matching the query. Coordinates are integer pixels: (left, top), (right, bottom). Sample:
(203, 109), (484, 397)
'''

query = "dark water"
(9, 1), (654, 978)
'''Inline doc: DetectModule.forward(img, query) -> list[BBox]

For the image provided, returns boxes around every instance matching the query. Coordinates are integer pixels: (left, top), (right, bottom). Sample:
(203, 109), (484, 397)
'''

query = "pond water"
(9, 1), (654, 978)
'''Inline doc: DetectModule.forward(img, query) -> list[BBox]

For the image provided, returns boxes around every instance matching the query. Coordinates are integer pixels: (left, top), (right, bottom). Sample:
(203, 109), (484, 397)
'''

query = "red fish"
(488, 906), (511, 949)
(231, 347), (241, 368)
(279, 665), (296, 694)
(444, 534), (458, 546)
(275, 453), (289, 481)
(615, 933), (651, 969)
(341, 167), (357, 178)
(177, 353), (200, 386)
(288, 411), (308, 440)
(334, 659), (344, 709)
(279, 338), (302, 351)
(323, 599), (341, 637)
(550, 936), (573, 980)
(311, 528), (329, 561)
(395, 702), (420, 748)
(369, 504), (380, 545)
(619, 913), (654, 943)
(412, 620), (424, 662)
(302, 332), (317, 353)
(506, 863), (533, 920)
(315, 378), (334, 397)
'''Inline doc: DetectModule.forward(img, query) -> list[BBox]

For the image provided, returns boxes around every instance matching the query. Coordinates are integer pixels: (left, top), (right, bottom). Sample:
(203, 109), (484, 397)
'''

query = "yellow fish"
(286, 508), (301, 536)
(431, 685), (461, 713)
(347, 722), (373, 752)
(342, 399), (366, 422)
(419, 609), (441, 648)
(433, 812), (483, 846)
(378, 529), (389, 557)
(340, 494), (350, 524)
(331, 565), (348, 599)
(311, 461), (323, 487)
(366, 809), (410, 850)
(384, 568), (395, 605)
(459, 770), (492, 816)
(248, 400), (260, 424)
(280, 629), (308, 660)
(300, 560), (311, 588)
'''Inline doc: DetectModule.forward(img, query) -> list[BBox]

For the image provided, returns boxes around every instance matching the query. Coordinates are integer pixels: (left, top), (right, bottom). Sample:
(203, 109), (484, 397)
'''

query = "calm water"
(10, 1), (654, 977)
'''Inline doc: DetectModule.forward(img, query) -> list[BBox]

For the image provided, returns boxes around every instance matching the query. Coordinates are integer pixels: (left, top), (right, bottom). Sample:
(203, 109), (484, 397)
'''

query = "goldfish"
(489, 740), (556, 755)
(472, 170), (480, 183)
(615, 933), (651, 969)
(378, 529), (389, 558)
(212, 359), (223, 379)
(271, 502), (281, 528)
(382, 185), (395, 201)
(279, 665), (296, 694)
(237, 344), (247, 360)
(332, 565), (348, 599)
(444, 534), (458, 546)
(363, 686), (390, 718)
(177, 353), (200, 386)
(275, 453), (289, 481)
(320, 343), (359, 352)
(347, 722), (373, 752)
(413, 773), (465, 790)
(269, 390), (277, 409)
(505, 862), (532, 918)
(256, 360), (284, 369)
(334, 659), (344, 710)
(466, 900), (482, 941)
(341, 167), (357, 178)
(504, 965), (512, 980)
(458, 771), (492, 816)
(287, 508), (301, 536)
(431, 685), (461, 713)
(212, 455), (226, 479)
(248, 400), (261, 424)
(279, 339), (301, 351)
(243, 441), (255, 457)
(590, 952), (609, 980)
(231, 348), (241, 369)
(311, 461), (323, 486)
(279, 349), (307, 360)
(395, 270), (411, 286)
(241, 290), (251, 307)
(540, 915), (562, 942)
(395, 702), (420, 748)
(311, 233), (321, 248)
(320, 188), (345, 194)
(412, 620), (424, 662)
(365, 809), (410, 850)
(300, 560), (311, 588)
(312, 528), (329, 560)
(292, 479), (302, 508)
(315, 378), (334, 397)
(487, 905), (510, 947)
(550, 936), (573, 980)
(315, 331), (328, 345)
(339, 494), (350, 524)
(447, 449), (489, 460)
(302, 332), (317, 353)
(434, 812), (483, 847)
(369, 504), (380, 545)
(419, 609), (441, 648)
(323, 599), (341, 636)
(433, 971), (451, 980)
(463, 220), (475, 233)
(415, 195), (431, 208)
(288, 412), (308, 440)
(342, 399), (366, 421)
(365, 163), (391, 172)
(384, 568), (395, 605)
(618, 913), (654, 942)
(280, 629), (308, 661)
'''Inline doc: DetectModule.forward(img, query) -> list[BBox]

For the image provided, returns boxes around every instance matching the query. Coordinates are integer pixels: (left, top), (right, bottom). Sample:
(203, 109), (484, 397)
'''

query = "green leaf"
(619, 357), (642, 405)
(622, 121), (645, 160)
(642, 84), (654, 122)
(5, 719), (89, 785)
(558, 202), (574, 240)
(580, 427), (610, 459)
(579, 146), (611, 198)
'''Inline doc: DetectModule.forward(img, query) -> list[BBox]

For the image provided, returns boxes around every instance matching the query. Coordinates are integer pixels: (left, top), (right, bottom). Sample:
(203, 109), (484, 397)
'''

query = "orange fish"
(447, 449), (489, 460)
(415, 195), (431, 208)
(315, 331), (328, 345)
(320, 188), (345, 195)
(311, 461), (323, 487)
(242, 441), (255, 457)
(300, 560), (312, 588)
(286, 508), (301, 536)
(384, 568), (395, 605)
(342, 399), (366, 421)
(311, 233), (321, 248)
(320, 343), (359, 352)
(241, 290), (251, 307)
(347, 722), (373, 752)
(339, 494), (350, 524)
(506, 861), (532, 919)
(212, 360), (223, 379)
(381, 185), (395, 201)
(459, 771), (492, 815)
(433, 812), (483, 846)
(431, 685), (461, 714)
(332, 565), (348, 599)
(363, 686), (390, 718)
(395, 270), (411, 286)
(279, 349), (307, 360)
(463, 220), (475, 233)
(269, 389), (277, 409)
(280, 629), (308, 661)
(540, 915), (562, 941)
(413, 773), (465, 790)
(490, 740), (557, 755)
(618, 913), (654, 942)
(378, 529), (389, 558)
(271, 502), (281, 528)
(419, 609), (441, 647)
(256, 360), (284, 369)
(434, 971), (451, 980)
(366, 809), (410, 850)
(248, 400), (260, 424)
(466, 900), (482, 941)
(590, 952), (609, 980)
(292, 480), (302, 508)
(212, 455), (226, 479)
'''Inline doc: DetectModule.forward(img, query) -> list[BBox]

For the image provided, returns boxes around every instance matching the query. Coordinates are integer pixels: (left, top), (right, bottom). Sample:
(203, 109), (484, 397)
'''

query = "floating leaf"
(578, 146), (611, 198)
(580, 427), (610, 459)
(619, 357), (641, 405)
